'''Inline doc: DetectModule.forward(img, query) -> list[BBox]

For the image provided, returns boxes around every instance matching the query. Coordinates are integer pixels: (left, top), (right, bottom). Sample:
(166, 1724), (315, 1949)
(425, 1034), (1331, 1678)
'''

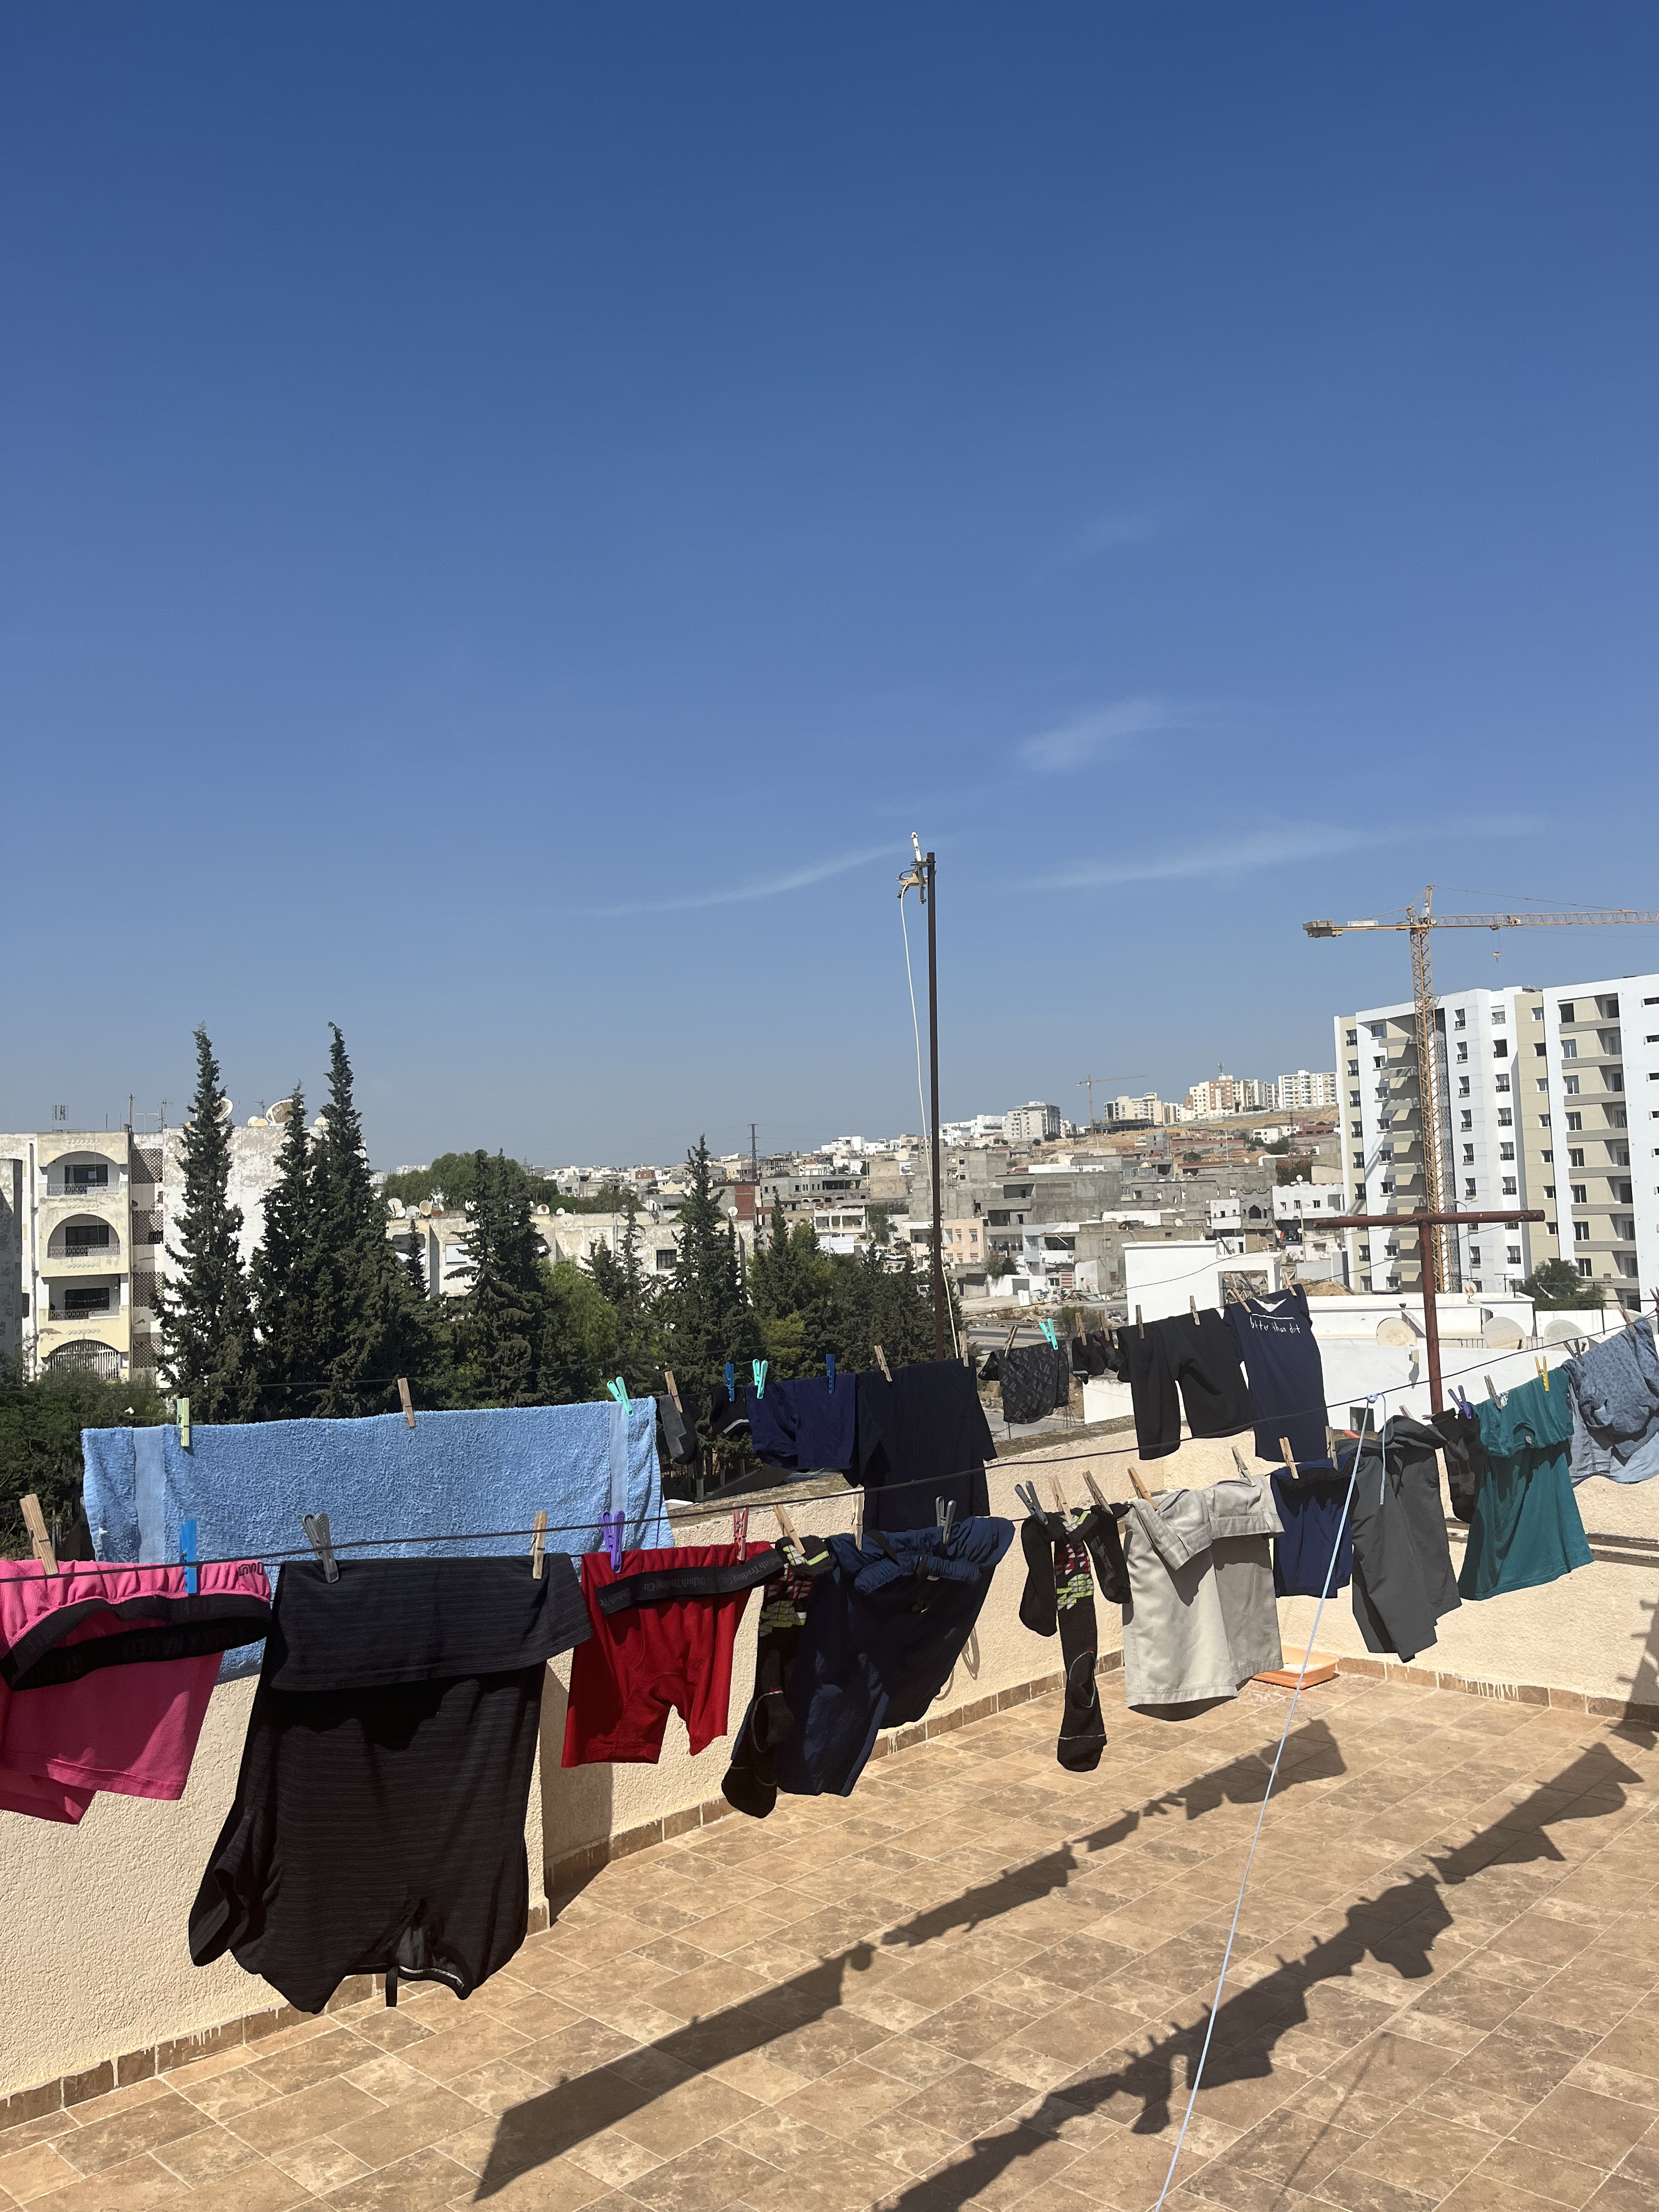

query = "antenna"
(51, 1104), (66, 1124)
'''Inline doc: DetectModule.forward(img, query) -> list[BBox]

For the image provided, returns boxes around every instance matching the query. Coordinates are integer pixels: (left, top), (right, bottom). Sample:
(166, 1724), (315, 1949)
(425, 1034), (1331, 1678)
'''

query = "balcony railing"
(43, 1182), (123, 1209)
(42, 1245), (122, 1271)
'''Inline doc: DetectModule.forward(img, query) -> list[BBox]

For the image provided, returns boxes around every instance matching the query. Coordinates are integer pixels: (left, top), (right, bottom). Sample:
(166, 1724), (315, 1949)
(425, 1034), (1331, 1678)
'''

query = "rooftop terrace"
(3, 1671), (1655, 2212)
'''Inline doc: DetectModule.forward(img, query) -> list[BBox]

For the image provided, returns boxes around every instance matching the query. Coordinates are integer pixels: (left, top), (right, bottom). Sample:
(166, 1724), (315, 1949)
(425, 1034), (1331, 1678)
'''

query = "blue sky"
(5, 5), (1657, 1165)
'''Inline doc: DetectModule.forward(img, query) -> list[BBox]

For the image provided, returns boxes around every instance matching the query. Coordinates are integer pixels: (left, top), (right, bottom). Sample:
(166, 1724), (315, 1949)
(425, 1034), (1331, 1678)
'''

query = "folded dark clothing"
(656, 1393), (697, 1468)
(1430, 1407), (1487, 1524)
(597, 1538), (833, 1615)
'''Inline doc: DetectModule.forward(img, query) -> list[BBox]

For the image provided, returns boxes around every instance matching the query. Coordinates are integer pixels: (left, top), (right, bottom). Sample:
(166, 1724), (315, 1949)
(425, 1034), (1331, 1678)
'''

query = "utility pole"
(750, 1122), (761, 1250)
(899, 838), (946, 1359)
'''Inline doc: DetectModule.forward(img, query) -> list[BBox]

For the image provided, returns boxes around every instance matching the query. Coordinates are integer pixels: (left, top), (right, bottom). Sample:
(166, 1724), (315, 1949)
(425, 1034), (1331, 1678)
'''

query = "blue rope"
(1151, 1390), (1382, 2208)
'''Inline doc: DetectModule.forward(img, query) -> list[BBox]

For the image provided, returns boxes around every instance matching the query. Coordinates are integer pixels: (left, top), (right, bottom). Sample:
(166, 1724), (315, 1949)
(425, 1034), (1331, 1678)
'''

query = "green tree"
(1518, 1259), (1608, 1311)
(447, 1150), (549, 1406)
(303, 1025), (436, 1415)
(381, 1153), (626, 1214)
(584, 1191), (659, 1397)
(156, 1026), (258, 1421)
(250, 1090), (315, 1418)
(538, 1263), (621, 1403)
(659, 1137), (761, 1423)
(750, 1201), (832, 1376)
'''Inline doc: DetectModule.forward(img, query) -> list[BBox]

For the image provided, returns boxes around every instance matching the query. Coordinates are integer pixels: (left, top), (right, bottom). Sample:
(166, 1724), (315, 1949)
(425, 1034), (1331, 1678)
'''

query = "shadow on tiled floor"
(3, 1674), (1657, 2211)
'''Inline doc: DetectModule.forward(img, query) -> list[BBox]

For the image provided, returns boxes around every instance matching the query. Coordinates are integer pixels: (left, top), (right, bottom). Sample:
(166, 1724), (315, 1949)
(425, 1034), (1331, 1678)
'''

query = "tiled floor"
(4, 1674), (1659, 2212)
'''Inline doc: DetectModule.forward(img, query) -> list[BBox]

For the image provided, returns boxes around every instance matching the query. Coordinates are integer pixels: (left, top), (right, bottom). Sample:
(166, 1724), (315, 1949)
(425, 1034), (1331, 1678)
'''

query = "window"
(1612, 1106), (1629, 1127)
(1601, 1029), (1624, 1054)
(1460, 1110), (1472, 1131)
(1507, 1246), (1522, 1265)
(1542, 1149), (1554, 1163)
(1559, 1002), (1576, 1023)
(1491, 1009), (1507, 1025)
(1345, 1028), (1357, 1045)
(1496, 1075), (1510, 1093)
(1532, 1006), (1544, 1021)
(1561, 1039), (1578, 1059)
(1462, 1144), (1475, 1165)
(1572, 1183), (1587, 1203)
(1578, 1257), (1594, 1276)
(1598, 995), (1620, 1019)
(1611, 1143), (1630, 1165)
(1609, 1069), (1626, 1091)
(1350, 1092), (1361, 1107)
(1470, 1245), (1482, 1264)
(1540, 1113), (1551, 1128)
(1502, 1177), (1517, 1195)
(1369, 1023), (1385, 1040)
(1459, 1077), (1471, 1097)
(1499, 1143), (1515, 1161)
(1352, 1152), (1364, 1169)
(1567, 1111), (1583, 1130)
(63, 1286), (111, 1314)
(1575, 1221), (1590, 1242)
(63, 1223), (111, 1254)
(1347, 1060), (1359, 1076)
(1464, 1178), (1477, 1198)
(1613, 1180), (1634, 1203)
(1538, 1080), (1550, 1092)
(1497, 1108), (1513, 1127)
(1544, 1184), (1556, 1200)
(1456, 1042), (1468, 1063)
(1454, 1009), (1467, 1030)
(1534, 1043), (1548, 1057)
(1569, 1147), (1585, 1166)
(1492, 1039), (1509, 1059)
(1564, 1074), (1581, 1094)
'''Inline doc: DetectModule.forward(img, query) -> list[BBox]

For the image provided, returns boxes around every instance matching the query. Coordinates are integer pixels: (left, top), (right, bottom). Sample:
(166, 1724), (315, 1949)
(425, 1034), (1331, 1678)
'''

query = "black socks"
(721, 1558), (815, 1819)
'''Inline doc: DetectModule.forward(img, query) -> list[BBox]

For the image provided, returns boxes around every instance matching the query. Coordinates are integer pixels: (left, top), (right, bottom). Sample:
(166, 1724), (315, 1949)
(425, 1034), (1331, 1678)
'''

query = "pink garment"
(0, 1559), (270, 1822)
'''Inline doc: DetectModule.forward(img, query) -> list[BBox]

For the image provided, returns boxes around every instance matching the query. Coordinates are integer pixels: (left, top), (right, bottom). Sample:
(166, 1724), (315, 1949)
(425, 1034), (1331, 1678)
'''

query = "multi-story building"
(1002, 1102), (1062, 1145)
(1333, 970), (1654, 1312)
(1276, 1070), (1340, 1109)
(0, 1119), (291, 1380)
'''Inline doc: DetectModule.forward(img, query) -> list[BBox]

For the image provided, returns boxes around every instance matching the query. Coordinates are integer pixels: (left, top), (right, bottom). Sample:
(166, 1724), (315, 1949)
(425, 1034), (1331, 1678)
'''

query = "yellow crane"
(1304, 890), (1659, 1291)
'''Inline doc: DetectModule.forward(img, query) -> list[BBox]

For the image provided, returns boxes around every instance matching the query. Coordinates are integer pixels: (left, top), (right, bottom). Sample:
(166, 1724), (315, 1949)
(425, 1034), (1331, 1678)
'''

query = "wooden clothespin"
(1189, 1296), (1198, 1321)
(1278, 1435), (1299, 1477)
(1048, 1476), (1067, 1517)
(531, 1510), (548, 1581)
(1136, 1306), (1144, 1338)
(397, 1377), (415, 1429)
(1128, 1462), (1153, 1502)
(1232, 1446), (1251, 1478)
(177, 1395), (191, 1451)
(772, 1503), (803, 1563)
(873, 1343), (893, 1382)
(1534, 1356), (1549, 1392)
(1485, 1374), (1500, 1404)
(664, 1368), (684, 1412)
(1082, 1469), (1108, 1510)
(19, 1494), (57, 1577)
(302, 1512), (338, 1582)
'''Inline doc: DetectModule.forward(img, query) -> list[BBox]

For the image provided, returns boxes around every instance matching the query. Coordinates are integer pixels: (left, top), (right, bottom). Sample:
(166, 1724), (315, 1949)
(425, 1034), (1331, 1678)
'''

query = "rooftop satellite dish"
(1543, 1314), (1589, 1345)
(1376, 1316), (1417, 1347)
(1482, 1314), (1525, 1350)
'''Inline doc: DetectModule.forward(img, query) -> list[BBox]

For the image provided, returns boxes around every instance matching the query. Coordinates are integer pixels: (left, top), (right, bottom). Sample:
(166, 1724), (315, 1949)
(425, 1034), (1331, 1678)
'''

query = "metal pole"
(926, 852), (945, 1359)
(1417, 1216), (1444, 1414)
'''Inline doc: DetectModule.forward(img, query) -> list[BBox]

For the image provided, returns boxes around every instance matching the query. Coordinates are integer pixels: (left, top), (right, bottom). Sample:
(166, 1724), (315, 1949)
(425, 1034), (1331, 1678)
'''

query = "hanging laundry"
(997, 1344), (1070, 1426)
(1268, 1461), (1352, 1597)
(1121, 1312), (1254, 1460)
(1345, 1419), (1460, 1659)
(722, 1547), (834, 1819)
(770, 1518), (1013, 1798)
(656, 1392), (697, 1469)
(0, 1560), (271, 1825)
(1564, 1321), (1659, 1485)
(1120, 1477), (1282, 1710)
(743, 1375), (856, 1474)
(855, 1359), (994, 1533)
(1016, 1506), (1115, 1770)
(83, 1400), (667, 1679)
(1429, 1404), (1487, 1523)
(706, 1385), (751, 1442)
(191, 1553), (589, 2015)
(1225, 1284), (1329, 1469)
(563, 1542), (780, 1765)
(1462, 1376), (1592, 1600)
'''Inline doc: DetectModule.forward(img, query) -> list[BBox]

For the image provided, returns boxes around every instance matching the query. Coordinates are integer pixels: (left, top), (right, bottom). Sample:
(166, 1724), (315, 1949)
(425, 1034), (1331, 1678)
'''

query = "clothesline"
(5, 1329), (1629, 1580)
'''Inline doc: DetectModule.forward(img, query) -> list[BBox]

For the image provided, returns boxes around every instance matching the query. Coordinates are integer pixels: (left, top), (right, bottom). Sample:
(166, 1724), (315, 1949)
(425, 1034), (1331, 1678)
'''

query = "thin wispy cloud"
(1026, 814), (1547, 891)
(1018, 694), (1206, 774)
(581, 844), (895, 918)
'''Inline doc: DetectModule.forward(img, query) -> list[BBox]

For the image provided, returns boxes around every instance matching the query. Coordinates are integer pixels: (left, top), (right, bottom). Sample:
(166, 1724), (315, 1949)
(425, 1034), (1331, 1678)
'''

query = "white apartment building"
(1334, 969), (1654, 1312)
(1276, 1069), (1340, 1109)
(1003, 1101), (1062, 1144)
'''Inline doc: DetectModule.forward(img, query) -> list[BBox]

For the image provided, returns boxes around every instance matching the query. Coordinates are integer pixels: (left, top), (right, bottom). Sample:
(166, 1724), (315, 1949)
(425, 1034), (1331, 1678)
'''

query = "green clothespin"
(606, 1377), (631, 1412)
(752, 1359), (768, 1399)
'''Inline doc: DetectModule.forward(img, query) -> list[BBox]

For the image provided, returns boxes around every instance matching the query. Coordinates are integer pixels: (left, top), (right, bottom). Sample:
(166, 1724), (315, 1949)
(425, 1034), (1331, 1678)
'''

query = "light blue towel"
(82, 1401), (667, 1678)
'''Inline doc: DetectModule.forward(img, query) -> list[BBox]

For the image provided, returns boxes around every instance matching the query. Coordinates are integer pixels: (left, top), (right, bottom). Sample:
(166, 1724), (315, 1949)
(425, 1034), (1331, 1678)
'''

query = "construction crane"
(1305, 890), (1659, 1292)
(1077, 1075), (1147, 1134)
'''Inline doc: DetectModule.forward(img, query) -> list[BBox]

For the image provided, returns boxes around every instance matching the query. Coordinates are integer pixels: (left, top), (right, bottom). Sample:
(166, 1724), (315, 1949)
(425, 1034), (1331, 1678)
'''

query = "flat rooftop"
(2, 1673), (1655, 2212)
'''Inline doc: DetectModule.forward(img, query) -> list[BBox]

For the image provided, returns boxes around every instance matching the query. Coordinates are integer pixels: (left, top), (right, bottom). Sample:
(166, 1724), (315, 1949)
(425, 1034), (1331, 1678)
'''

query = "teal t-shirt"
(1463, 1375), (1592, 1600)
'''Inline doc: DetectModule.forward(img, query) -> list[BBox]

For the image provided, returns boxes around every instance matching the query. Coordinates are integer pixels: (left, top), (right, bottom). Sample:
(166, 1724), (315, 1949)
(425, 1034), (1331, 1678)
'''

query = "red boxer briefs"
(561, 1544), (771, 1765)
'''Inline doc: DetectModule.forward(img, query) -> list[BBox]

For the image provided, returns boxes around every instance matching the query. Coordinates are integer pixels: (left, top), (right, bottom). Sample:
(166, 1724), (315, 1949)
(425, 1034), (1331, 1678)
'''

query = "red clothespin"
(732, 1505), (749, 1548)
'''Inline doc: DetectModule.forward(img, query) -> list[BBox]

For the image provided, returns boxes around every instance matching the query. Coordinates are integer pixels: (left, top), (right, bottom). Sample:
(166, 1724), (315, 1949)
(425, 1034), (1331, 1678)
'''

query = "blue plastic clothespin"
(180, 1517), (199, 1597)
(752, 1358), (768, 1399)
(601, 1510), (625, 1572)
(606, 1377), (630, 1412)
(1039, 1319), (1059, 1351)
(725, 1359), (736, 1402)
(826, 1354), (836, 1393)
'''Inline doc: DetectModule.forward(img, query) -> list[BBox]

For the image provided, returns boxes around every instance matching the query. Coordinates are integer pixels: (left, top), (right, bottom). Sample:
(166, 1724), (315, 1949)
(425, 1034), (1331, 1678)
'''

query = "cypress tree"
(304, 1025), (434, 1416)
(450, 1150), (547, 1406)
(156, 1026), (258, 1422)
(584, 1190), (659, 1397)
(249, 1087), (315, 1419)
(659, 1137), (760, 1421)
